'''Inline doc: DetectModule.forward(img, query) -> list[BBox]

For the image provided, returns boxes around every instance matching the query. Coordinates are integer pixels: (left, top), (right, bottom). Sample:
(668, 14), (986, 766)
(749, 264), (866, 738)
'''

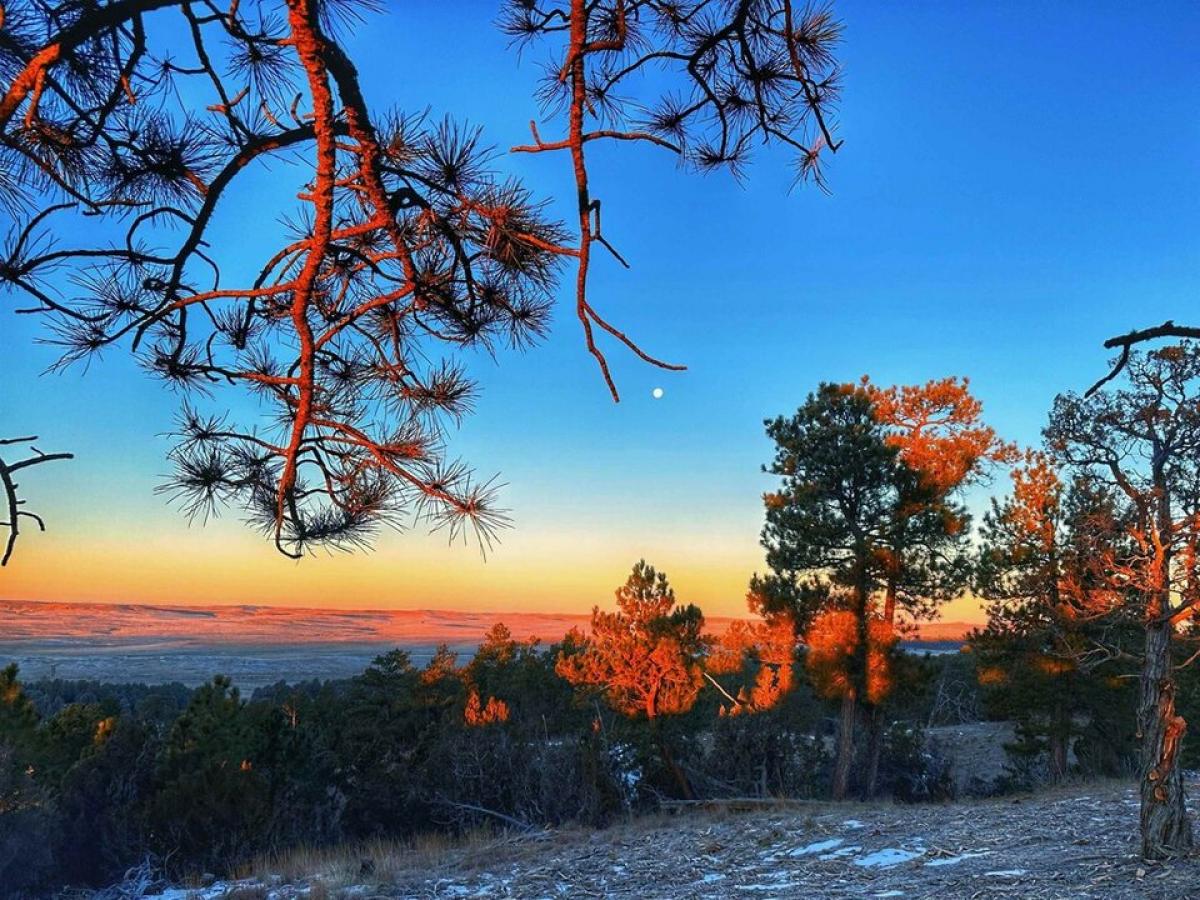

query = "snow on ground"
(119, 780), (1200, 899)
(853, 847), (925, 868)
(788, 838), (843, 857)
(923, 850), (990, 867)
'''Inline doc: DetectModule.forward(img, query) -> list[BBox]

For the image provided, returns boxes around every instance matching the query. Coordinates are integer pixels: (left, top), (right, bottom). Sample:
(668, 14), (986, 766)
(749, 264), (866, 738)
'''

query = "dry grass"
(237, 827), (517, 890)
(140, 780), (1200, 899)
(228, 779), (1160, 898)
(222, 888), (269, 900)
(236, 814), (678, 895)
(371, 778), (1200, 899)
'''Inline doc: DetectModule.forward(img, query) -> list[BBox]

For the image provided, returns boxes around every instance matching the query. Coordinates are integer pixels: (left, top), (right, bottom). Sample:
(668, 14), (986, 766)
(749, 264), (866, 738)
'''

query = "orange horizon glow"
(0, 520), (989, 625)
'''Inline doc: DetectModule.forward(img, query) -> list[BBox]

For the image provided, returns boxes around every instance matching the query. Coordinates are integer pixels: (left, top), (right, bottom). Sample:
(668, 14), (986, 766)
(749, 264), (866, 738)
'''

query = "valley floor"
(134, 779), (1200, 900)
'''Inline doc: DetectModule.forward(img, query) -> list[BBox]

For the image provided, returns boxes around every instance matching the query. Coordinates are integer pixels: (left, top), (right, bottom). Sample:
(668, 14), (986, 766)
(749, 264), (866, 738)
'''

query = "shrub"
(879, 723), (955, 803)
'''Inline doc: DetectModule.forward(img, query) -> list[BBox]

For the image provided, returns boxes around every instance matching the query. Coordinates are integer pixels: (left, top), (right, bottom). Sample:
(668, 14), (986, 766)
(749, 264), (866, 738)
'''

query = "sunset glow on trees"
(861, 376), (1010, 793)
(804, 607), (896, 707)
(556, 560), (706, 796)
(1047, 343), (1200, 859)
(975, 453), (1132, 781)
(1, 0), (1196, 887)
(753, 377), (1007, 798)
(708, 615), (798, 715)
(755, 382), (898, 798)
(463, 690), (510, 727)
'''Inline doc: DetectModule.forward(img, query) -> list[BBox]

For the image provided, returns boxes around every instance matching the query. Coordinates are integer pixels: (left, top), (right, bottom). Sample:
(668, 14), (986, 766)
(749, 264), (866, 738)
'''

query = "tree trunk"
(863, 703), (884, 799)
(1049, 697), (1068, 783)
(651, 716), (693, 801)
(832, 691), (856, 801)
(882, 571), (898, 625)
(863, 574), (899, 799)
(1137, 619), (1193, 859)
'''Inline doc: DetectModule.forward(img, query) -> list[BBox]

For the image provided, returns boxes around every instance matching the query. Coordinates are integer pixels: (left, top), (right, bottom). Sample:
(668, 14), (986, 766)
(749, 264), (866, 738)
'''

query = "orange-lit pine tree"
(708, 615), (798, 716)
(1, 1), (844, 555)
(1047, 343), (1200, 859)
(805, 606), (896, 707)
(865, 376), (1013, 625)
(754, 377), (1008, 799)
(974, 452), (1131, 781)
(859, 376), (1011, 795)
(556, 560), (706, 798)
(463, 690), (510, 728)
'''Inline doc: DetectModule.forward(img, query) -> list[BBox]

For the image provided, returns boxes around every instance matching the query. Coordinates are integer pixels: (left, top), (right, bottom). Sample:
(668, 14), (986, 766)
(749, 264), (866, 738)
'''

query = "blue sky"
(1, 0), (1197, 617)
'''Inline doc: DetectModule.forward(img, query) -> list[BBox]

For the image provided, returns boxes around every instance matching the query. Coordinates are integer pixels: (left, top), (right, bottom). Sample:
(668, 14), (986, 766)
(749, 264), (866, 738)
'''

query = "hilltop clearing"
(123, 779), (1199, 900)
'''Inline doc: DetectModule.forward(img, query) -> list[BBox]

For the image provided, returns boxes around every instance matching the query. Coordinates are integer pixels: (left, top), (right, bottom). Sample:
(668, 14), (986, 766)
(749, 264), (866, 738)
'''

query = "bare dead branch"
(0, 436), (73, 566)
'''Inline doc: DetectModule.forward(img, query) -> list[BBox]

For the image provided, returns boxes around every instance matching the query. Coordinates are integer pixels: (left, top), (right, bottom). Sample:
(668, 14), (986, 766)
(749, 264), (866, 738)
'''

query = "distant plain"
(0, 599), (970, 687)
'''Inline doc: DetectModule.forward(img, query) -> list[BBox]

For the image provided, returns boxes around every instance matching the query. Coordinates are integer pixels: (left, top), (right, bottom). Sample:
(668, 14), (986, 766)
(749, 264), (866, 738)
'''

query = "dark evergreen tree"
(754, 383), (899, 799)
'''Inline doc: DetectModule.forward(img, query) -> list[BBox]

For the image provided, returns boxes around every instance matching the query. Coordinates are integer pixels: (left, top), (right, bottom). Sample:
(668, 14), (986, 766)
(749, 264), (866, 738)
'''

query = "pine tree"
(556, 561), (706, 798)
(974, 456), (1134, 782)
(755, 383), (899, 799)
(860, 376), (1010, 794)
(1046, 343), (1200, 859)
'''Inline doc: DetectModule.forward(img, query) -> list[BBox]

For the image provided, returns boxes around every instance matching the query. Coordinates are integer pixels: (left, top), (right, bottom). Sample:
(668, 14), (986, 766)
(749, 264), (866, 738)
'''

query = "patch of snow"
(925, 851), (990, 867)
(788, 837), (843, 856)
(854, 847), (925, 868)
(819, 845), (862, 860)
(140, 881), (264, 900)
(984, 869), (1027, 877)
(738, 884), (802, 892)
(874, 892), (906, 898)
(842, 819), (866, 829)
(698, 873), (727, 884)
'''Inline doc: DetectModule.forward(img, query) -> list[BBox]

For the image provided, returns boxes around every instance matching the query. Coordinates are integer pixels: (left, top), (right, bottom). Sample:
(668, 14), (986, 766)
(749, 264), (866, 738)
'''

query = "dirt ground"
(132, 778), (1200, 900)
(372, 779), (1200, 899)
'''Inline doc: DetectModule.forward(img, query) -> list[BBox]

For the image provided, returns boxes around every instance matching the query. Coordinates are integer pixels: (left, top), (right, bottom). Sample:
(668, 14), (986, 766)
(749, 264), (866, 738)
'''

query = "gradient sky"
(2, 0), (1198, 620)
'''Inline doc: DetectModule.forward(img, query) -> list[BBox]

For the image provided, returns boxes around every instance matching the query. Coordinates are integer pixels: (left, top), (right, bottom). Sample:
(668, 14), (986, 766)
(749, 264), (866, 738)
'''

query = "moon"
(652, 387), (664, 399)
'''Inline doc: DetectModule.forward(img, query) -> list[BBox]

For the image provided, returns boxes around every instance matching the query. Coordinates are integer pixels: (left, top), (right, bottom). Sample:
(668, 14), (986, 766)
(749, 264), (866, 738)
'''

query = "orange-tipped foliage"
(980, 452), (1128, 622)
(746, 615), (798, 712)
(805, 609), (897, 705)
(710, 615), (797, 715)
(707, 619), (758, 676)
(866, 376), (1015, 498)
(463, 690), (510, 727)
(1007, 450), (1063, 555)
(556, 561), (706, 721)
(420, 645), (460, 687)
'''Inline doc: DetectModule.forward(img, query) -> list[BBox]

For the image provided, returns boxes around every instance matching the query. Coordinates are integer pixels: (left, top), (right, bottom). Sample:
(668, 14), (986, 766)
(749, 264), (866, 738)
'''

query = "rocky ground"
(120, 779), (1200, 900)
